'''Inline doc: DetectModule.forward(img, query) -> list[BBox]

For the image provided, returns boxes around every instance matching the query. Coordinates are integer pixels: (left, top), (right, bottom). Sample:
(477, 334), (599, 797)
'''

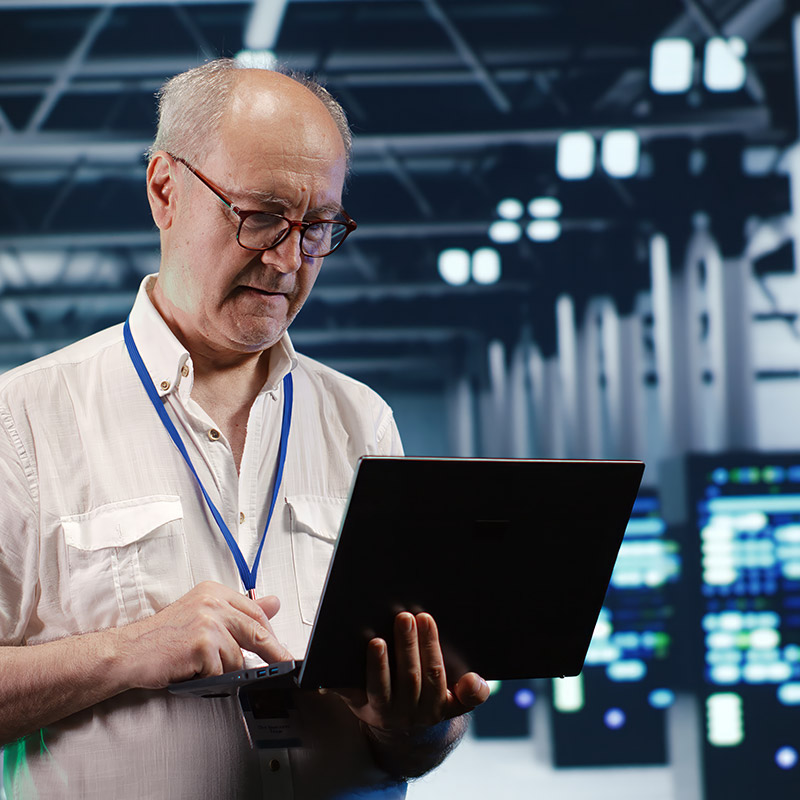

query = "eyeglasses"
(169, 154), (357, 258)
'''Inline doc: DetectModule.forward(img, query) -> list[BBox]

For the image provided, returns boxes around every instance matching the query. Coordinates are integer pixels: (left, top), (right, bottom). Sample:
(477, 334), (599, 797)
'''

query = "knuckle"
(425, 665), (444, 686)
(406, 668), (422, 691)
(252, 622), (269, 645)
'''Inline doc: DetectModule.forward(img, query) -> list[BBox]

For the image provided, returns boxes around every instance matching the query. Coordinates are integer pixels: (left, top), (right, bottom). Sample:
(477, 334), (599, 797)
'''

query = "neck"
(149, 276), (272, 409)
(191, 351), (271, 410)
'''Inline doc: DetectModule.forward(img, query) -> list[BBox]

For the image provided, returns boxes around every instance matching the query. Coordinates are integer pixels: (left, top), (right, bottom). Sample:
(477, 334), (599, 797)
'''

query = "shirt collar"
(126, 274), (298, 402)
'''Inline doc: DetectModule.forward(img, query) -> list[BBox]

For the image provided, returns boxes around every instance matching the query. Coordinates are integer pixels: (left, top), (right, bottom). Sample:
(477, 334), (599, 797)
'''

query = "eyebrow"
(234, 188), (344, 218)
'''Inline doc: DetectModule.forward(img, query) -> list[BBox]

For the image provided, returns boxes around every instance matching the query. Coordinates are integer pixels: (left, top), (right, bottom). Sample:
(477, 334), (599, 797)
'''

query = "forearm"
(362, 714), (469, 780)
(0, 628), (130, 746)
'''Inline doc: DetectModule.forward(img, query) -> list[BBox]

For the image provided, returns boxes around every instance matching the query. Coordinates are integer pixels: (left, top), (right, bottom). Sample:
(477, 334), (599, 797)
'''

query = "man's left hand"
(331, 611), (489, 732)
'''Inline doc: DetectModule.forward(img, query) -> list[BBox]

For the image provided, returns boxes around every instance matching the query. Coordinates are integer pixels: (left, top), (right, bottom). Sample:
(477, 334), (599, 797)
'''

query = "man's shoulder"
(0, 323), (125, 400)
(290, 351), (401, 453)
(293, 352), (388, 407)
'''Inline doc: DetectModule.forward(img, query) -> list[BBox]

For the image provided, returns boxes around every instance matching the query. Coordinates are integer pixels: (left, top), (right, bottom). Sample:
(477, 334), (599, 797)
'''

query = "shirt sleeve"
(376, 407), (404, 457)
(0, 405), (40, 645)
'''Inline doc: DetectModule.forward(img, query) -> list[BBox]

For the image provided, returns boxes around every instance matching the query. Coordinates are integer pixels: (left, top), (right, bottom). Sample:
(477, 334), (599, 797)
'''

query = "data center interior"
(1, 1), (800, 798)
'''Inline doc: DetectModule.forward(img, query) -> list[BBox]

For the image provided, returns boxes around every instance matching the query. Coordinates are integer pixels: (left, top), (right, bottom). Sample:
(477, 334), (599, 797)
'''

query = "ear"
(146, 151), (179, 231)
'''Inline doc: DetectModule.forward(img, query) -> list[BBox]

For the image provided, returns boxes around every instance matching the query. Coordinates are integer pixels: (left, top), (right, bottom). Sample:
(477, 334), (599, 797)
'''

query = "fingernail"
(399, 614), (413, 633)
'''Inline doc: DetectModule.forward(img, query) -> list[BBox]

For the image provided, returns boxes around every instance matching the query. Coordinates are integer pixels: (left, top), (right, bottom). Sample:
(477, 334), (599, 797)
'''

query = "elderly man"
(0, 61), (488, 798)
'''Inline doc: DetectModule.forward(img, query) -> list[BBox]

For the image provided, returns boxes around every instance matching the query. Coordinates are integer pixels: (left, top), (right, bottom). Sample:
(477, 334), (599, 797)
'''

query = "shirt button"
(181, 364), (190, 378)
(269, 759), (281, 772)
(160, 380), (170, 391)
(208, 428), (221, 441)
(239, 511), (245, 524)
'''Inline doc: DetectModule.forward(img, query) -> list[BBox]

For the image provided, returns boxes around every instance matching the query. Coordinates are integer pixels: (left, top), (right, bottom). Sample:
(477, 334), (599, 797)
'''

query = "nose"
(262, 225), (304, 274)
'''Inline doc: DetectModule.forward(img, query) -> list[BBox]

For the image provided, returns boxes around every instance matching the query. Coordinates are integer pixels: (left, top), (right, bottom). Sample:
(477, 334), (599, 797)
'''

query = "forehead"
(207, 71), (347, 206)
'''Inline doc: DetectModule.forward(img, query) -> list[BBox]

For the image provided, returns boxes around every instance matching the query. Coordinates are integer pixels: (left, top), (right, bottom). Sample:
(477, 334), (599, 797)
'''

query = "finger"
(190, 625), (242, 678)
(192, 581), (274, 629)
(446, 672), (491, 717)
(218, 634), (246, 674)
(219, 588), (274, 630)
(225, 607), (292, 663)
(194, 650), (225, 679)
(365, 638), (392, 716)
(255, 594), (281, 620)
(393, 612), (422, 712)
(416, 613), (448, 723)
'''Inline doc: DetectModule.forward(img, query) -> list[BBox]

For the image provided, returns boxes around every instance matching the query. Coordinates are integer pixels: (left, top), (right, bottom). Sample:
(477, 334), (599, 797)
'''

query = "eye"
(243, 213), (284, 232)
(304, 223), (328, 241)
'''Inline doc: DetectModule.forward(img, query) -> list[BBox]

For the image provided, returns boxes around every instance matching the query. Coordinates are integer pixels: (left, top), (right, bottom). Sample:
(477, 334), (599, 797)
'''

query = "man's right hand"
(114, 581), (293, 690)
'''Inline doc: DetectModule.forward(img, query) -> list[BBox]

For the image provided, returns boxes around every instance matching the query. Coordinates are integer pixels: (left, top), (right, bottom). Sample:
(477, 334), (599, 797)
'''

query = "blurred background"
(1, 0), (800, 797)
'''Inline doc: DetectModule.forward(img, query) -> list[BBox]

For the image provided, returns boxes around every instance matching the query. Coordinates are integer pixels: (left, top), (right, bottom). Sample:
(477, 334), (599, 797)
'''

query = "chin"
(230, 322), (288, 352)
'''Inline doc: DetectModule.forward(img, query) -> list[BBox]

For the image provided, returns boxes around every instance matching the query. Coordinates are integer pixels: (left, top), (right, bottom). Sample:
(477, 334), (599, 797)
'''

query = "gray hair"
(147, 58), (352, 170)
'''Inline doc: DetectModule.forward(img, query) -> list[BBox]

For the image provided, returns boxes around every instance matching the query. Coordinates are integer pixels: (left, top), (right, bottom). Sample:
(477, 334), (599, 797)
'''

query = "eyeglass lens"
(238, 214), (349, 257)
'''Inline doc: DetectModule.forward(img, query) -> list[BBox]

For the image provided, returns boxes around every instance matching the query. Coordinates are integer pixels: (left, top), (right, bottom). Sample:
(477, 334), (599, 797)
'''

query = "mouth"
(240, 285), (287, 298)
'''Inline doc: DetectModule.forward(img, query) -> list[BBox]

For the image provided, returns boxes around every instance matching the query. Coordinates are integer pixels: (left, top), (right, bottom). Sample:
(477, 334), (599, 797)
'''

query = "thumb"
(452, 672), (491, 711)
(254, 594), (281, 620)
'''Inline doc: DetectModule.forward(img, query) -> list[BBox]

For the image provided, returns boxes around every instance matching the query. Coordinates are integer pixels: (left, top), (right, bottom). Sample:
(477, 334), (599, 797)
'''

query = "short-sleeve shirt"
(0, 275), (406, 799)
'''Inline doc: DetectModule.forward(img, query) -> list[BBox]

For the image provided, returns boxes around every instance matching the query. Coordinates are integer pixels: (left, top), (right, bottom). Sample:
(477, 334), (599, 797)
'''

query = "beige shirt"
(0, 275), (406, 799)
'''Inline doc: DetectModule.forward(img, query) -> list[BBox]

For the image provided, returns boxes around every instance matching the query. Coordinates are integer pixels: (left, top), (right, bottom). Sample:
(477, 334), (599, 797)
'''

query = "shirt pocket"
(61, 495), (193, 631)
(287, 495), (346, 625)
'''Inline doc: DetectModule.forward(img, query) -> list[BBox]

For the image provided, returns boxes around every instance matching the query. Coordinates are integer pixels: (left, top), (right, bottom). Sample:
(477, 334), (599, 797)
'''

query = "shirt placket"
(172, 395), (244, 577)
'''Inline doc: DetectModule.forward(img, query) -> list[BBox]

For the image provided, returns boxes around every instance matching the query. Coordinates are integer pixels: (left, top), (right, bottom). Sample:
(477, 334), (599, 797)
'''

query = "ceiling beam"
(0, 44), (646, 83)
(0, 221), (489, 250)
(595, 0), (785, 111)
(24, 5), (114, 133)
(0, 0), (422, 8)
(0, 106), (774, 168)
(421, 0), (512, 114)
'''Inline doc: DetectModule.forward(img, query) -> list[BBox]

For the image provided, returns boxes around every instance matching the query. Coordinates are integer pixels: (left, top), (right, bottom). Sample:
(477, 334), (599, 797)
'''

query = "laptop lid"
(170, 456), (644, 696)
(296, 456), (644, 689)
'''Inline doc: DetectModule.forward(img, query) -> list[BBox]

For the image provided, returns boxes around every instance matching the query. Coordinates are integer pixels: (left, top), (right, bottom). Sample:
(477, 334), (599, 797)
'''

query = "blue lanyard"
(123, 317), (293, 597)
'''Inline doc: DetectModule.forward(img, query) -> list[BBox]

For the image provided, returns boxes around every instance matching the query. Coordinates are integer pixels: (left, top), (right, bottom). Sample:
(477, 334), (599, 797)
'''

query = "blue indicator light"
(763, 466), (786, 484)
(513, 688), (535, 709)
(711, 468), (729, 485)
(604, 708), (626, 730)
(648, 689), (675, 709)
(775, 746), (798, 770)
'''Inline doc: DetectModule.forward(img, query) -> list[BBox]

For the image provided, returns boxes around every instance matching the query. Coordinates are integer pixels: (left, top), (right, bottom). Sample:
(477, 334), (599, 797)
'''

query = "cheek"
(297, 262), (322, 298)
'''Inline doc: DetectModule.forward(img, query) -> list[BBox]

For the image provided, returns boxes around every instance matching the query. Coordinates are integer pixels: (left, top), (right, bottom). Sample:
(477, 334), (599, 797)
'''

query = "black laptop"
(169, 455), (644, 698)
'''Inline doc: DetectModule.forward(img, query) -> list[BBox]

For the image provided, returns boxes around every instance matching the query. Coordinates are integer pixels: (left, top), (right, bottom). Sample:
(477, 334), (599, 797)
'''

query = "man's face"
(151, 71), (348, 360)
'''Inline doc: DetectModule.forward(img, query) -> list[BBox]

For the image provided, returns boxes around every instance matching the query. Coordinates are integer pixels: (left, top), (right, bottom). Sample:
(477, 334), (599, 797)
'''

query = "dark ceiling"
(0, 0), (796, 386)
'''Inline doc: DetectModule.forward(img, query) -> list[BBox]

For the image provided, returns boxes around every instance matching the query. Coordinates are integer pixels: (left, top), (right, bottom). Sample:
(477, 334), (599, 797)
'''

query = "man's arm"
(330, 611), (490, 780)
(0, 582), (291, 746)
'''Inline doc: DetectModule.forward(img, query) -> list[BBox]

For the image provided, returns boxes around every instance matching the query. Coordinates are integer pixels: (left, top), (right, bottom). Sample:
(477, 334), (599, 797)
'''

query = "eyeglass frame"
(167, 153), (357, 258)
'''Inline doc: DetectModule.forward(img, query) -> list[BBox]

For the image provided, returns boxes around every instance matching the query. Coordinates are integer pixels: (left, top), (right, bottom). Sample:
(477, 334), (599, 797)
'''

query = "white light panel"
(651, 38), (694, 93)
(437, 248), (470, 286)
(556, 131), (595, 180)
(471, 247), (501, 285)
(601, 129), (640, 178)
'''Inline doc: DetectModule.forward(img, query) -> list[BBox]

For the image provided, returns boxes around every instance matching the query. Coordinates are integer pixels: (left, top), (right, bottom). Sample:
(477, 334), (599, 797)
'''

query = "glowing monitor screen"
(696, 462), (800, 688)
(583, 488), (679, 685)
(662, 453), (800, 800)
(551, 488), (678, 767)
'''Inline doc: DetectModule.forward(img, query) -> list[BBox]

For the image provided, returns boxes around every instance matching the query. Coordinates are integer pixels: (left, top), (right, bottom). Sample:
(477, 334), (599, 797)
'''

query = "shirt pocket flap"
(61, 495), (184, 551)
(286, 495), (346, 543)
